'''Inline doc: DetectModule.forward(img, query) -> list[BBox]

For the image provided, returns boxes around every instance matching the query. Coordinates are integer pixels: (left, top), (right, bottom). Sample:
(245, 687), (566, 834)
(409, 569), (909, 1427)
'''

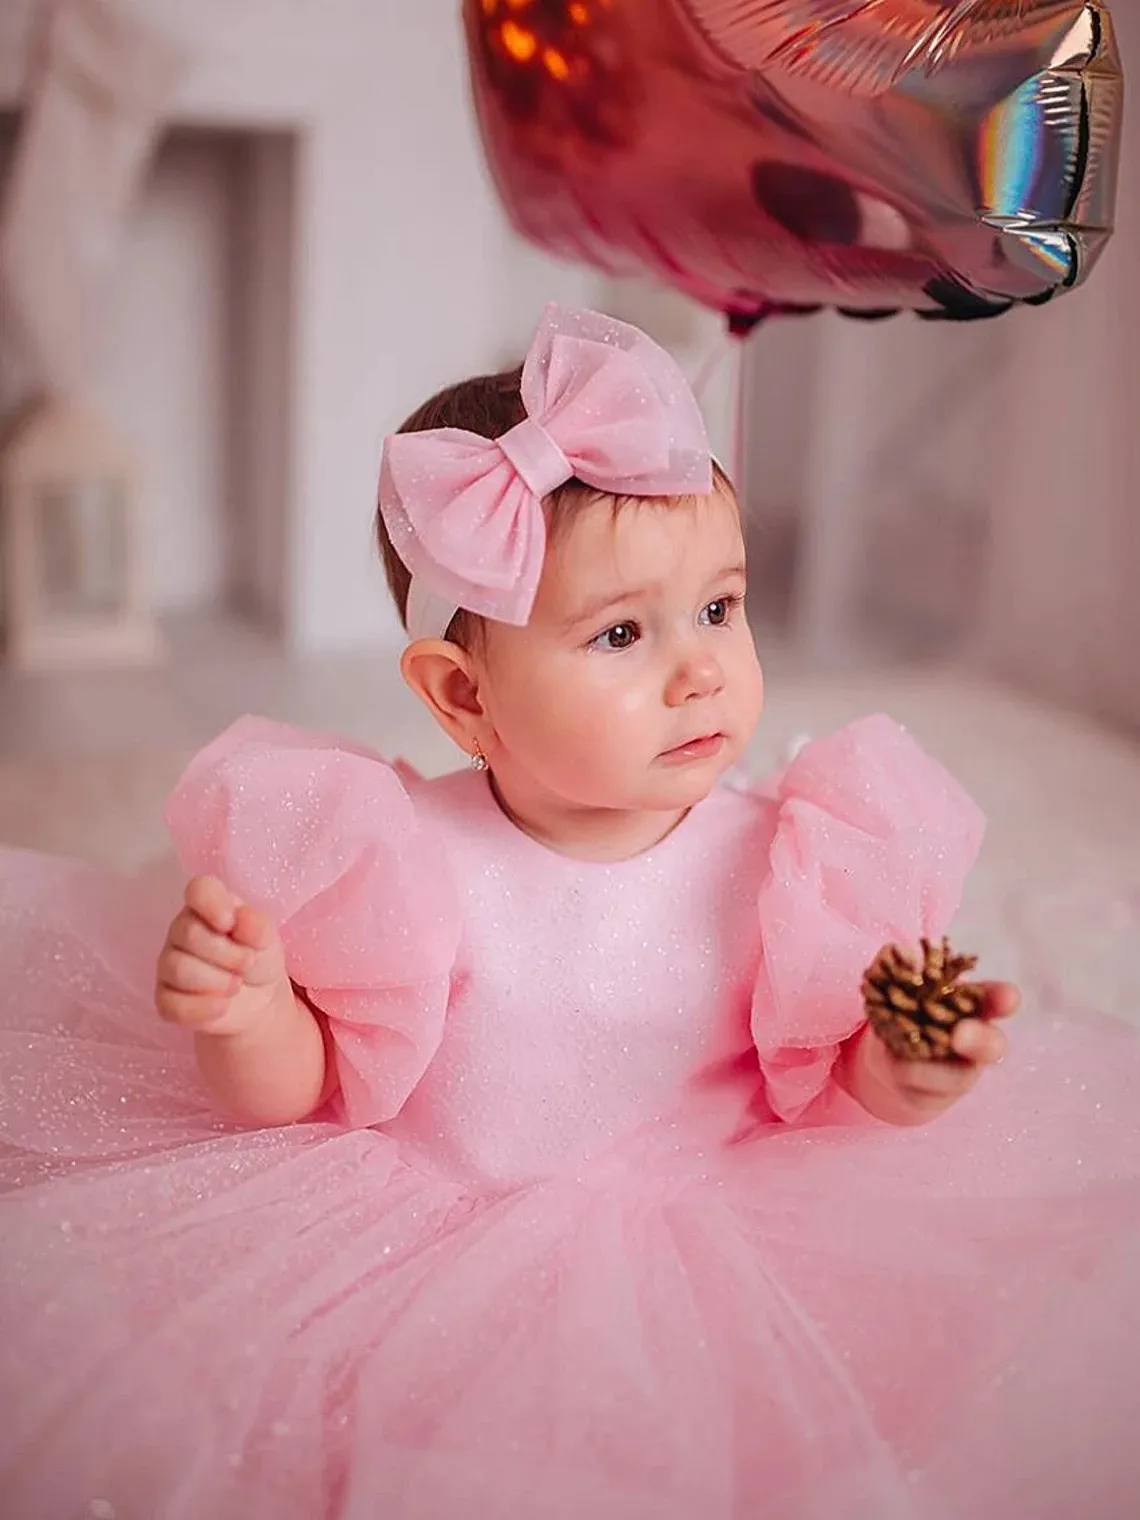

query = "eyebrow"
(562, 562), (747, 630)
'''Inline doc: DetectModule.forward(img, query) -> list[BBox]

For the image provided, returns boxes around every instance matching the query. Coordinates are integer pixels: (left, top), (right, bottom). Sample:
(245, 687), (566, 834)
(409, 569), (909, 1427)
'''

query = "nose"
(665, 640), (725, 707)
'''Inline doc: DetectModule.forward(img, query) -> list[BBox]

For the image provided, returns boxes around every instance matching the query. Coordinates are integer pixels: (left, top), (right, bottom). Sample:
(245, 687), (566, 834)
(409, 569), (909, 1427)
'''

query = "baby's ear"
(400, 639), (484, 752)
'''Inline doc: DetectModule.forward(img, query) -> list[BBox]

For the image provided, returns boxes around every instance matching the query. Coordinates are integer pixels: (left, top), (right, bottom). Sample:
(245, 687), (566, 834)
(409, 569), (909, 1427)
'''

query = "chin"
(645, 766), (726, 812)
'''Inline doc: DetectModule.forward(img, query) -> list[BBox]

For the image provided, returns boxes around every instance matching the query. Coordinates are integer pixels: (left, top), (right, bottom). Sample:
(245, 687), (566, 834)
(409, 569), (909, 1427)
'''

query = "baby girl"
(158, 307), (1012, 1135)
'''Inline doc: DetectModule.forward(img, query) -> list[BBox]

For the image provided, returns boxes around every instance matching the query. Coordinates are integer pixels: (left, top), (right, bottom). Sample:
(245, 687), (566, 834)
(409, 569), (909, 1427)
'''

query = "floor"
(0, 614), (413, 763)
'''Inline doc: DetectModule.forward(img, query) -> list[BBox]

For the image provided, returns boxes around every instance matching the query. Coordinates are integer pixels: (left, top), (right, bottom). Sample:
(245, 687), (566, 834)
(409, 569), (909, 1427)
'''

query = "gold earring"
(470, 740), (488, 773)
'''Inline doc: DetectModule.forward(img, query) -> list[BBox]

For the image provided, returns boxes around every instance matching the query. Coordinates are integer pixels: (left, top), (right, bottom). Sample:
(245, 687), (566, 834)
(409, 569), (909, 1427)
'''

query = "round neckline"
(468, 769), (716, 872)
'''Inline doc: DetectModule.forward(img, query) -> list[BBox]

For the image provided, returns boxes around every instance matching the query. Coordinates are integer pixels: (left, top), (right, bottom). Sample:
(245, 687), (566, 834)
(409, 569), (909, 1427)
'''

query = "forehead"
(541, 485), (744, 599)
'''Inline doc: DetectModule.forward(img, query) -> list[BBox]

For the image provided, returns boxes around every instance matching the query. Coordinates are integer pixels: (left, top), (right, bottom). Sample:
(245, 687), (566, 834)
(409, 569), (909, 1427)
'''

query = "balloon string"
(690, 334), (728, 405)
(689, 330), (749, 490)
(731, 336), (746, 491)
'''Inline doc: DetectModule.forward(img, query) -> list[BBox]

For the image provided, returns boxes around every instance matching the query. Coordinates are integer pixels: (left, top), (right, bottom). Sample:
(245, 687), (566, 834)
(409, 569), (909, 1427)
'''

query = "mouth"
(658, 732), (727, 764)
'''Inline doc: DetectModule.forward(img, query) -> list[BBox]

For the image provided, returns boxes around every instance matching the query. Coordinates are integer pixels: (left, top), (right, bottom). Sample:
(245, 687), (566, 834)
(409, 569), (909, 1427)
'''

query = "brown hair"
(376, 366), (731, 645)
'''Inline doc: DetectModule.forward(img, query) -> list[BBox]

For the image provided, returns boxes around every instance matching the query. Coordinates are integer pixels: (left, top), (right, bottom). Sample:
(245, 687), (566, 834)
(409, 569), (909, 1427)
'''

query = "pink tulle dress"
(1, 714), (1138, 1519)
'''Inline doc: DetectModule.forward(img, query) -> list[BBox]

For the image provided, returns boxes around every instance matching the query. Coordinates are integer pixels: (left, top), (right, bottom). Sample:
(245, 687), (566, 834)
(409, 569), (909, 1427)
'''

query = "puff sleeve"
(751, 715), (985, 1122)
(165, 717), (462, 1128)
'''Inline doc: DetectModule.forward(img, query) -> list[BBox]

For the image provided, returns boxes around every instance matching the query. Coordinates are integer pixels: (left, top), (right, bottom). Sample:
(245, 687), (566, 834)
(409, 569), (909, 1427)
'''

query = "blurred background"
(0, 0), (1138, 987)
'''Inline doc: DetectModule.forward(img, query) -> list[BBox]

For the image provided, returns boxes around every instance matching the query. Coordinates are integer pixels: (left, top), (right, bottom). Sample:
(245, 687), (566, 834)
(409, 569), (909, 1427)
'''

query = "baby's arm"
(155, 876), (335, 1127)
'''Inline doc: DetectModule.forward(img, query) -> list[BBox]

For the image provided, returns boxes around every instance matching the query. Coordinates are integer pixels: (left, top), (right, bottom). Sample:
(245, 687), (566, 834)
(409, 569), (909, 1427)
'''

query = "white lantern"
(1, 397), (161, 670)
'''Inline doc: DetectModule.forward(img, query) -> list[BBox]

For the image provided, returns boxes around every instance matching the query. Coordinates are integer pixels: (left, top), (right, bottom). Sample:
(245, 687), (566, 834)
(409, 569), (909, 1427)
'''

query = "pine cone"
(861, 938), (983, 1062)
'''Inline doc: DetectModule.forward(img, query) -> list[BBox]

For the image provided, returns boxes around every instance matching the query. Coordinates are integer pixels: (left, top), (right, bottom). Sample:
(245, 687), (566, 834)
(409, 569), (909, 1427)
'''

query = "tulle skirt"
(2, 850), (1139, 1520)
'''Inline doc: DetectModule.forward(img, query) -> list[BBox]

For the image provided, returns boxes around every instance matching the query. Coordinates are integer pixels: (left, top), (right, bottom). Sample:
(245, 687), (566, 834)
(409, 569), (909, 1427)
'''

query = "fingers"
(167, 908), (254, 977)
(170, 881), (278, 962)
(877, 1016), (1007, 1106)
(231, 903), (278, 955)
(154, 986), (233, 1030)
(184, 874), (240, 935)
(156, 877), (281, 1026)
(886, 1053), (981, 1102)
(155, 931), (241, 1024)
(976, 981), (1020, 1021)
(952, 1017), (1008, 1065)
(159, 947), (241, 998)
(886, 978), (1018, 1090)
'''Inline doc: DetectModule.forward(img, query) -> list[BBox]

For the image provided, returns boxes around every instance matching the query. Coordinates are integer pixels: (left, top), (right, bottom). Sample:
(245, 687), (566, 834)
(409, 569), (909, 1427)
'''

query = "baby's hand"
(155, 876), (289, 1038)
(852, 983), (1020, 1125)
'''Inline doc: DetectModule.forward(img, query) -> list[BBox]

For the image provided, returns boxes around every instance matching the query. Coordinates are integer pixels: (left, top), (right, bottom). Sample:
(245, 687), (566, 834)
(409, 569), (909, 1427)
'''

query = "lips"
(660, 732), (726, 762)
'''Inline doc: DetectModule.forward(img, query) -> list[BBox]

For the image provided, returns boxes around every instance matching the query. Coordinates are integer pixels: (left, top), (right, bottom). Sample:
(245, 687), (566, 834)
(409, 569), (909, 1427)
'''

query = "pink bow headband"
(379, 303), (713, 642)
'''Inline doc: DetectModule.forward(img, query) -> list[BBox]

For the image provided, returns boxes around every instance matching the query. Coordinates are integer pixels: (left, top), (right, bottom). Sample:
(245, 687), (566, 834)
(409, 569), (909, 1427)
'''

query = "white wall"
(229, 131), (296, 632)
(743, 310), (1014, 654)
(0, 120), (298, 619)
(98, 131), (236, 614)
(0, 120), (238, 615)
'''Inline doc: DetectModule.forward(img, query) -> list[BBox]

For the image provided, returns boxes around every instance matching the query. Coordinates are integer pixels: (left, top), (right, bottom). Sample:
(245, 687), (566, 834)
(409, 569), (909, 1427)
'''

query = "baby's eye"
(700, 595), (740, 627)
(589, 621), (640, 652)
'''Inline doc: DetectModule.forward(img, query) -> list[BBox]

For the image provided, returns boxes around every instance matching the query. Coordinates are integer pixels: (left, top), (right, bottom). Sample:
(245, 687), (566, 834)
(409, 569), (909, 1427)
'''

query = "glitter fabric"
(1, 713), (1139, 1519)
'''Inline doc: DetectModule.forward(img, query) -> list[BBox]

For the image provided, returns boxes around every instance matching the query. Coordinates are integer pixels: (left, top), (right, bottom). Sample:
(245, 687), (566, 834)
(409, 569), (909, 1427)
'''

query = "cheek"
(488, 658), (593, 747)
(495, 654), (655, 759)
(727, 641), (764, 724)
(551, 666), (655, 747)
(613, 679), (657, 720)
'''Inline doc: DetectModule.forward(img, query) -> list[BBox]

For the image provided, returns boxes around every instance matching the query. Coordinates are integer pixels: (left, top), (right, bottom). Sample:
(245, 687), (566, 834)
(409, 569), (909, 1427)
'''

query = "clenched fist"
(156, 875), (290, 1038)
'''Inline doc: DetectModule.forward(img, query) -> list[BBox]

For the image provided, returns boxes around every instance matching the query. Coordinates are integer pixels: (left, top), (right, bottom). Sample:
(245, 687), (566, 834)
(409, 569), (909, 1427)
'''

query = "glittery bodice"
(387, 772), (769, 1179)
(164, 712), (986, 1184)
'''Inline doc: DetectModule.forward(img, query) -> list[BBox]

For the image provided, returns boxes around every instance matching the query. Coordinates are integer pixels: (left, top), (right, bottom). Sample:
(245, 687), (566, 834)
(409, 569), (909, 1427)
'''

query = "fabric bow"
(378, 303), (712, 639)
